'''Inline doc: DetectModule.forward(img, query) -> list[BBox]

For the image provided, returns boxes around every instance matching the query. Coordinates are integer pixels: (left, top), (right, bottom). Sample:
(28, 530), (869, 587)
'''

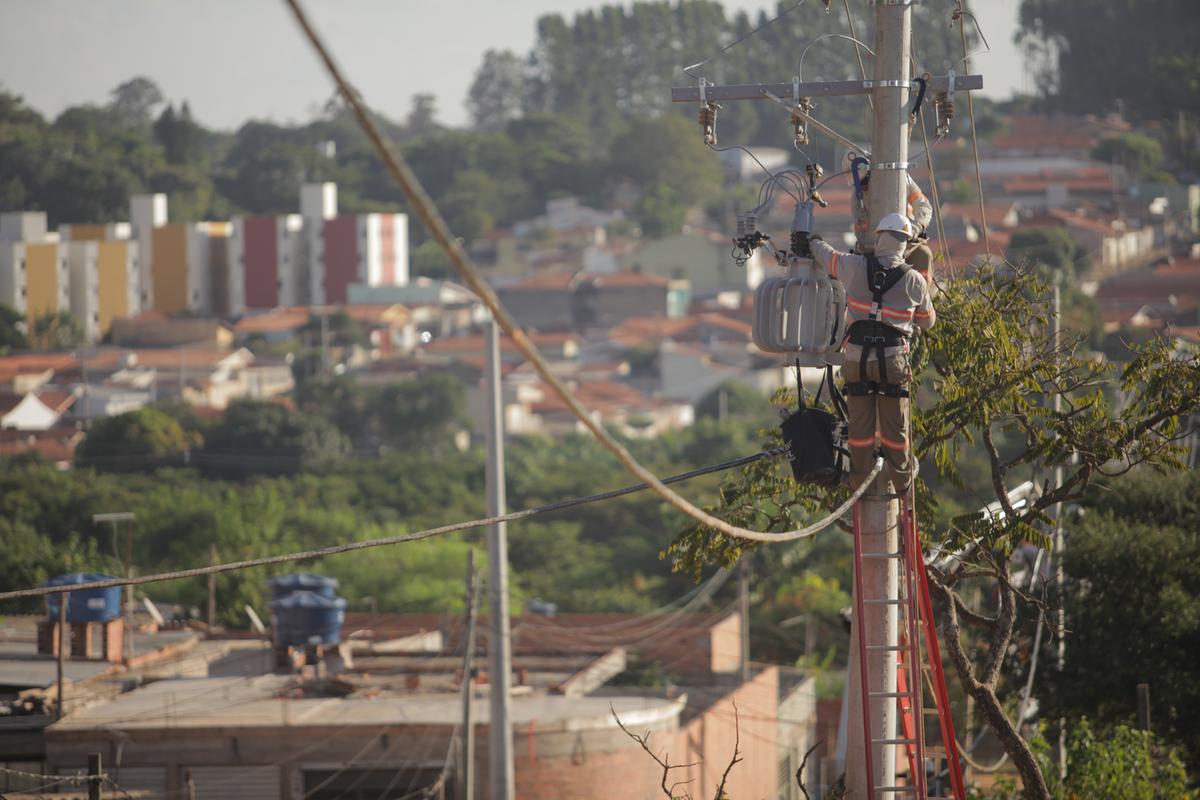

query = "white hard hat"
(876, 212), (914, 238)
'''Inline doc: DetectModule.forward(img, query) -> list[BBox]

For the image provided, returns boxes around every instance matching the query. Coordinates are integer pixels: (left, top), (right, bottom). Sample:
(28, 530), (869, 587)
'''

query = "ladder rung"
(874, 787), (917, 794)
(867, 644), (911, 651)
(869, 691), (914, 698)
(864, 598), (905, 605)
(873, 737), (918, 745)
(862, 551), (904, 559)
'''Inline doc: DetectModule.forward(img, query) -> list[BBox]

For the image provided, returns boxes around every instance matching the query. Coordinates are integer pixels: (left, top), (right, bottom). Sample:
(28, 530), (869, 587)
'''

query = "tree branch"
(794, 739), (824, 800)
(611, 705), (699, 799)
(713, 701), (743, 800)
(981, 423), (1017, 519)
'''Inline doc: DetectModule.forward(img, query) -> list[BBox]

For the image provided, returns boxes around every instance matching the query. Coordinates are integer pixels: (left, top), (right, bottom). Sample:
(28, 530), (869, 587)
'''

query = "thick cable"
(279, 0), (868, 548)
(0, 449), (787, 604)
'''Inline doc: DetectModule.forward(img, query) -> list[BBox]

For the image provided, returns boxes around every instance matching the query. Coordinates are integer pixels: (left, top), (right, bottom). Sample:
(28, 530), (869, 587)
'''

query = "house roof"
(0, 353), (77, 382)
(36, 389), (76, 414)
(129, 348), (243, 368)
(586, 270), (671, 288)
(233, 309), (311, 335)
(506, 271), (581, 291)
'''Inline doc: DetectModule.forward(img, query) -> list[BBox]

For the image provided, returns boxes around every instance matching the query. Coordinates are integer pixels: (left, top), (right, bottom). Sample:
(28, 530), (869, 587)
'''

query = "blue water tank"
(45, 573), (122, 623)
(268, 573), (339, 600)
(269, 590), (347, 647)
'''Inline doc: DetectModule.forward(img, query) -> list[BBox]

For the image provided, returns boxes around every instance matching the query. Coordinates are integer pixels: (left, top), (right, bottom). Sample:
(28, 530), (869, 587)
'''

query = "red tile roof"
(587, 270), (671, 288)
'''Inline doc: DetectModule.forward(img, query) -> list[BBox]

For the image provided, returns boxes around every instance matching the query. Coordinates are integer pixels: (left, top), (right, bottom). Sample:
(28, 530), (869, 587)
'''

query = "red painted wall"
(323, 216), (359, 304)
(243, 217), (278, 308)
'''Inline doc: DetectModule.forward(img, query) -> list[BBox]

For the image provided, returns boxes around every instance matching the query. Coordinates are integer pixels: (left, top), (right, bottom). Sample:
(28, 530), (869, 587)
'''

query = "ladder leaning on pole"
(851, 497), (967, 799)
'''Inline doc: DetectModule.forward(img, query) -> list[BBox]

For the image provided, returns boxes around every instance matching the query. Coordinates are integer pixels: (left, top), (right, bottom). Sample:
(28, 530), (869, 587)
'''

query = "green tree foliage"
(695, 380), (775, 421)
(1018, 0), (1200, 120)
(467, 49), (527, 131)
(1040, 469), (1200, 773)
(107, 76), (165, 128)
(1091, 132), (1169, 183)
(667, 264), (1200, 799)
(27, 310), (84, 350)
(0, 304), (28, 353)
(76, 407), (201, 470)
(201, 399), (350, 475)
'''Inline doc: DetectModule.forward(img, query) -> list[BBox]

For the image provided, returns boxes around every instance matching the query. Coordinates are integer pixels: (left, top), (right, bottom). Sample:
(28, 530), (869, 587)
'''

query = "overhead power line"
(281, 0), (879, 545)
(0, 449), (785, 604)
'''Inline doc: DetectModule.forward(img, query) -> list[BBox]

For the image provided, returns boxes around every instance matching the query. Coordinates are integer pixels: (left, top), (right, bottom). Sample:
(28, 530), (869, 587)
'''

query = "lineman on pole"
(809, 213), (936, 494)
(853, 169), (935, 284)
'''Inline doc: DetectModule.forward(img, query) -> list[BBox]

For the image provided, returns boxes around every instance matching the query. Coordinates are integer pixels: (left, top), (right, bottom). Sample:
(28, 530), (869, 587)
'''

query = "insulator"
(698, 101), (720, 146)
(792, 201), (814, 235)
(744, 212), (757, 233)
(735, 214), (748, 238)
(792, 97), (814, 147)
(935, 91), (955, 137)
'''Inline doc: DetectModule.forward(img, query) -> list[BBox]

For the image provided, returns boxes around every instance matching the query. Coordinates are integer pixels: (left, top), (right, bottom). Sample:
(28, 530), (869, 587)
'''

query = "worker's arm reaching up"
(912, 271), (936, 331)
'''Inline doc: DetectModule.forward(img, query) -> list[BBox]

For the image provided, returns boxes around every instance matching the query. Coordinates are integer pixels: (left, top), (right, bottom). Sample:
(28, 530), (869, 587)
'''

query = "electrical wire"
(683, 0), (809, 80)
(797, 33), (875, 83)
(955, 0), (991, 260)
(0, 449), (789, 604)
(280, 0), (872, 550)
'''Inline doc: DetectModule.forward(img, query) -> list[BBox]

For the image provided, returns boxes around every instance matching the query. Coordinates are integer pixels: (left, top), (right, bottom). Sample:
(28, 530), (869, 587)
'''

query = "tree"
(405, 93), (440, 138)
(635, 183), (686, 239)
(27, 310), (84, 350)
(0, 304), (28, 353)
(410, 240), (452, 279)
(1091, 132), (1169, 183)
(1018, 0), (1199, 119)
(695, 380), (774, 421)
(201, 399), (350, 475)
(1040, 469), (1200, 772)
(467, 49), (527, 130)
(76, 407), (201, 470)
(154, 102), (208, 166)
(667, 264), (1200, 799)
(108, 76), (165, 128)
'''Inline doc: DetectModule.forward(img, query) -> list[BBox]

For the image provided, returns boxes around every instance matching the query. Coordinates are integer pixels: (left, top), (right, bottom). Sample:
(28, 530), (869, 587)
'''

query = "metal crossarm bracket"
(872, 161), (911, 170)
(671, 73), (981, 103)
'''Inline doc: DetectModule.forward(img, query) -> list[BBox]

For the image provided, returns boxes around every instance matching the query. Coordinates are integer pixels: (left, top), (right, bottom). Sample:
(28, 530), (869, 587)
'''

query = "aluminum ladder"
(850, 497), (967, 799)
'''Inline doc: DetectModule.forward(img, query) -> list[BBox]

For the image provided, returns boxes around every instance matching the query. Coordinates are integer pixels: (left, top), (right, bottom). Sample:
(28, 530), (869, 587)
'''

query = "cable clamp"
(793, 76), (800, 104)
(699, 77), (707, 104)
(947, 68), (956, 95)
(872, 161), (911, 170)
(876, 80), (914, 89)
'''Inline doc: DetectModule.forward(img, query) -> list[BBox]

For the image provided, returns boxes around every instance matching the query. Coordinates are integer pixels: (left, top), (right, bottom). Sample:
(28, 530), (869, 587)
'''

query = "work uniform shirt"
(810, 237), (936, 359)
(852, 175), (933, 252)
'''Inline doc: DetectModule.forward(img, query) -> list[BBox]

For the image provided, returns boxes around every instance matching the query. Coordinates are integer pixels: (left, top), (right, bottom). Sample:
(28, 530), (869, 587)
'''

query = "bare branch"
(795, 739), (824, 800)
(611, 704), (699, 799)
(713, 700), (743, 800)
(981, 423), (1016, 519)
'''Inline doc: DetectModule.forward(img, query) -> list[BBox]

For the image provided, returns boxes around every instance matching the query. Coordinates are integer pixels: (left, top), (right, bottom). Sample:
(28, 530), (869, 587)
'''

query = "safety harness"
(844, 256), (911, 399)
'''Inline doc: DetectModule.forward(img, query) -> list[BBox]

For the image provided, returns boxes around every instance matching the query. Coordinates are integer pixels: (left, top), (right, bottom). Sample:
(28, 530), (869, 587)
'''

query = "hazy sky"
(0, 0), (1023, 131)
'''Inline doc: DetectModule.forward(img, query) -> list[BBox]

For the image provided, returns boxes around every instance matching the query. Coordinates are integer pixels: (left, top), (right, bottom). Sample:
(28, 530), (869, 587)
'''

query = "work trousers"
(843, 350), (912, 493)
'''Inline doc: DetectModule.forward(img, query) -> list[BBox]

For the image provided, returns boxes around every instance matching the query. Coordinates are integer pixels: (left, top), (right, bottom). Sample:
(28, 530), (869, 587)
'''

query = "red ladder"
(851, 498), (967, 799)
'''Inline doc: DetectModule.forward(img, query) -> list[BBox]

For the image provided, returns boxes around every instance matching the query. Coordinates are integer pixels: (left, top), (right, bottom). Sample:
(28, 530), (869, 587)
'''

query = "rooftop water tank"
(268, 573), (339, 600)
(269, 590), (346, 647)
(45, 573), (122, 623)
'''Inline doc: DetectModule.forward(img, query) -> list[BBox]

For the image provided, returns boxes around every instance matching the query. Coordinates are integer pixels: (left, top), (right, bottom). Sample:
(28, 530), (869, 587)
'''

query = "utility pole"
(1051, 277), (1068, 781)
(484, 317), (514, 800)
(459, 550), (480, 800)
(207, 544), (219, 631)
(94, 512), (136, 664)
(87, 753), (102, 800)
(844, 4), (913, 797)
(667, 7), (981, 796)
(739, 556), (751, 682)
(56, 591), (67, 721)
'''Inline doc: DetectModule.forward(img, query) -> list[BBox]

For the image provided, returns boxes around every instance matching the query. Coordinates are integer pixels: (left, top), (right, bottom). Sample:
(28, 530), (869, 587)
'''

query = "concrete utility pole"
(739, 556), (751, 682)
(56, 591), (67, 721)
(94, 512), (136, 664)
(459, 550), (480, 800)
(845, 4), (913, 797)
(484, 317), (514, 800)
(1051, 278), (1068, 781)
(667, 8), (981, 796)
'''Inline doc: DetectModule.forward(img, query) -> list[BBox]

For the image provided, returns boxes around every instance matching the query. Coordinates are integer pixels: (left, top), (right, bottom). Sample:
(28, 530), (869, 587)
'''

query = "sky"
(0, 0), (1024, 131)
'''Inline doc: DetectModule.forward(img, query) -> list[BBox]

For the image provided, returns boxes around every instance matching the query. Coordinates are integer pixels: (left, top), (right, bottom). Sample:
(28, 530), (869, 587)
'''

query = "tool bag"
(780, 363), (850, 486)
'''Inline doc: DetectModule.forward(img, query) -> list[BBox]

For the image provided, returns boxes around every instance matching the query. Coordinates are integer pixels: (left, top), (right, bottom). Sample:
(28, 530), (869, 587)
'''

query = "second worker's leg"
(878, 353), (912, 493)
